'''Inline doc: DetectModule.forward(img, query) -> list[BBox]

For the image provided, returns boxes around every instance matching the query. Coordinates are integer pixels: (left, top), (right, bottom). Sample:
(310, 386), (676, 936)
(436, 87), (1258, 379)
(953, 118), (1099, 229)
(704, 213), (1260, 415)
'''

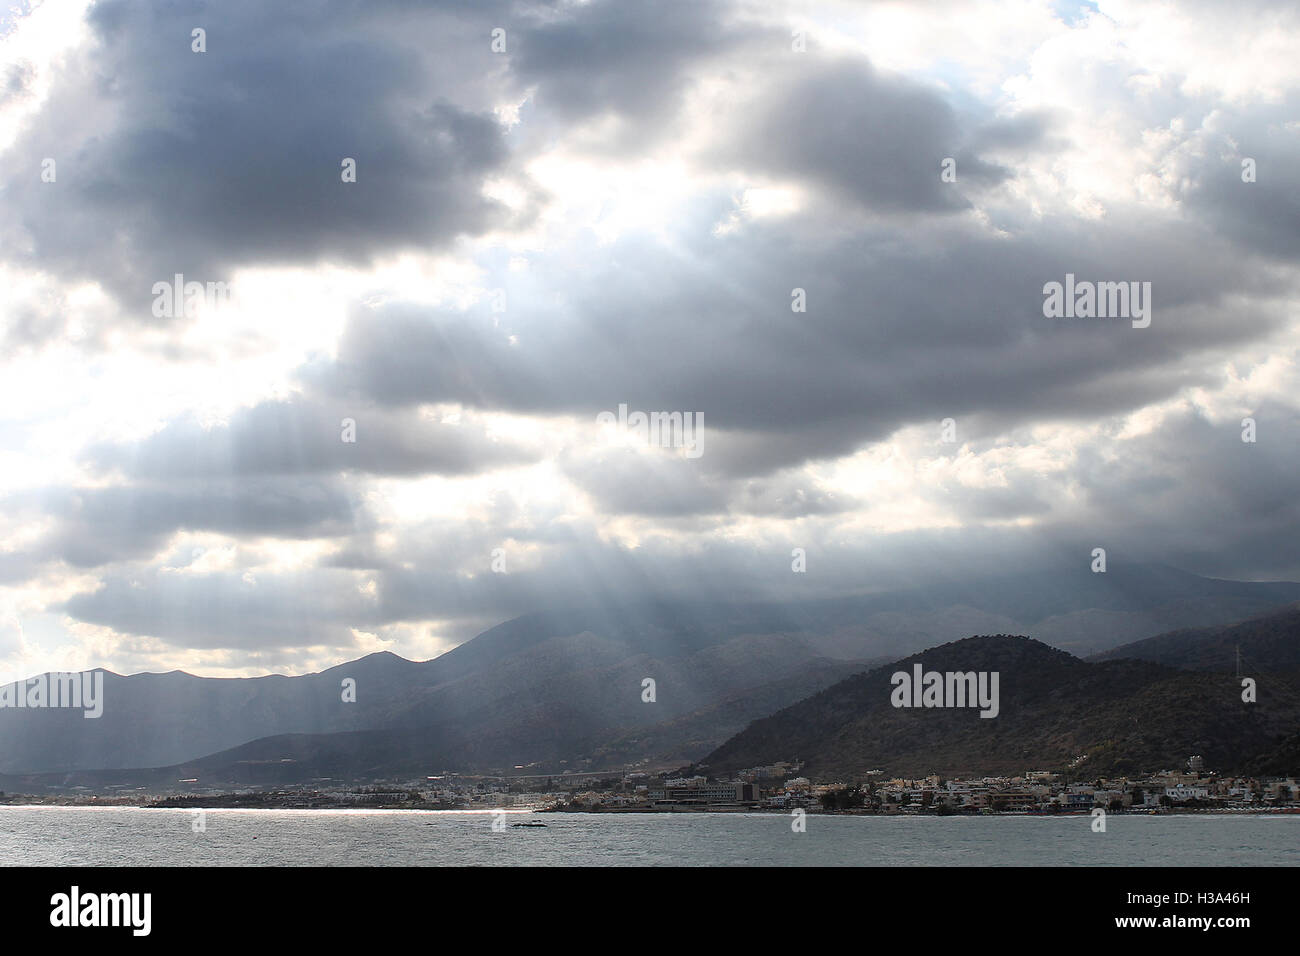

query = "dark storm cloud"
(54, 518), (779, 649)
(0, 0), (530, 311)
(561, 448), (732, 517)
(323, 206), (1286, 479)
(0, 0), (791, 346)
(1177, 97), (1300, 262)
(39, 503), (1162, 653)
(508, 0), (776, 143)
(55, 511), (651, 649)
(82, 397), (538, 480)
(712, 57), (1017, 214)
(60, 567), (368, 648)
(1058, 403), (1300, 579)
(558, 448), (854, 518)
(967, 111), (1058, 154)
(6, 0), (1300, 666)
(47, 390), (1300, 649)
(8, 478), (358, 571)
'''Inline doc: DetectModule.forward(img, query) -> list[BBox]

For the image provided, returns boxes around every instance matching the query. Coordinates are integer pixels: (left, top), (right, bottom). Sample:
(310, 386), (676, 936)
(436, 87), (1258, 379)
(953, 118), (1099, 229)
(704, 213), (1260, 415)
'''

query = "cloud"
(61, 566), (367, 649)
(507, 0), (778, 147)
(712, 56), (1018, 214)
(2, 0), (1299, 677)
(1174, 97), (1300, 262)
(82, 397), (539, 479)
(8, 479), (358, 571)
(323, 205), (1290, 480)
(0, 0), (531, 309)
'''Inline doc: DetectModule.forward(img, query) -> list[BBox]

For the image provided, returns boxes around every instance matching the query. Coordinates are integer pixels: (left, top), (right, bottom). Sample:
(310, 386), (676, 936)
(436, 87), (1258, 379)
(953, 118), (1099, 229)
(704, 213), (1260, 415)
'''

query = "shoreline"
(1, 802), (1296, 817)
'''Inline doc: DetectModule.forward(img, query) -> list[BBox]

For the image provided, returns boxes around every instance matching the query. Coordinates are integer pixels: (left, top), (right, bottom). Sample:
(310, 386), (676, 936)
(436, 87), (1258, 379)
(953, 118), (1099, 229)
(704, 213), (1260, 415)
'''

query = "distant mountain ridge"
(1090, 603), (1300, 671)
(700, 633), (1300, 779)
(0, 614), (870, 776)
(3, 564), (1298, 782)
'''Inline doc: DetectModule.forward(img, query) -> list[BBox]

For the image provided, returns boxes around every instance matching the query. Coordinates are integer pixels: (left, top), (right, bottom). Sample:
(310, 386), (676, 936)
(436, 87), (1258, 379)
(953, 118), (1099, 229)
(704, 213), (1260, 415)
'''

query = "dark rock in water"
(511, 821), (547, 827)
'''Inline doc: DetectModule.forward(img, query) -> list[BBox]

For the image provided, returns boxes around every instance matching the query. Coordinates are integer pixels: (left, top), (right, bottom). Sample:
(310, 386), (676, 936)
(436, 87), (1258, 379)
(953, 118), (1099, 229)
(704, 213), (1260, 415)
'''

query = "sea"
(0, 807), (1295, 865)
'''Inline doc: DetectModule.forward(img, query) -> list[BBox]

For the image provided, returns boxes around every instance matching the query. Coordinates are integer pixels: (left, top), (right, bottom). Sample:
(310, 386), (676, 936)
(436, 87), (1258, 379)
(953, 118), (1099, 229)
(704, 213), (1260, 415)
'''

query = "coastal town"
(539, 757), (1300, 814)
(3, 756), (1297, 814)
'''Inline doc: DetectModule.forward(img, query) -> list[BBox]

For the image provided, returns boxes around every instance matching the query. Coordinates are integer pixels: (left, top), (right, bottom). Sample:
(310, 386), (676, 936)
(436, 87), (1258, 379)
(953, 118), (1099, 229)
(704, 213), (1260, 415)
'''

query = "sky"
(0, 0), (1298, 682)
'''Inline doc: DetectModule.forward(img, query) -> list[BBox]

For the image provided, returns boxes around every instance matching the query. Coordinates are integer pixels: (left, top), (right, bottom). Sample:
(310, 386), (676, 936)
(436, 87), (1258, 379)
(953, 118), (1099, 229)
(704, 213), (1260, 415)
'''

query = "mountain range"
(2, 564), (1298, 789)
(700, 632), (1300, 779)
